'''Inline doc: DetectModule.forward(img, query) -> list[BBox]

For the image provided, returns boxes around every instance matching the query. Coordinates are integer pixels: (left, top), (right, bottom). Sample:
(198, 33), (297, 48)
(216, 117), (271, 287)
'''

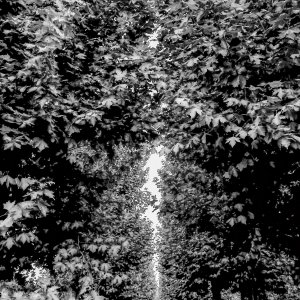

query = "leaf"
(5, 237), (14, 249)
(13, 291), (25, 300)
(239, 130), (247, 139)
(114, 68), (127, 81)
(91, 291), (105, 300)
(0, 217), (14, 228)
(186, 58), (198, 67)
(185, 0), (198, 10)
(102, 96), (116, 108)
(226, 137), (240, 147)
(101, 263), (110, 272)
(268, 81), (282, 88)
(248, 212), (255, 219)
(231, 76), (240, 87)
(279, 138), (290, 148)
(234, 203), (244, 212)
(237, 215), (247, 224)
(227, 217), (235, 226)
(0, 175), (16, 187)
(272, 113), (281, 125)
(225, 98), (239, 106)
(249, 54), (264, 65)
(44, 189), (54, 199)
(189, 107), (202, 119)
(99, 244), (108, 252)
(88, 244), (98, 253)
(175, 97), (189, 108)
(3, 201), (15, 212)
(47, 286), (59, 300)
(112, 275), (122, 285)
(173, 143), (184, 154)
(32, 138), (48, 151)
(109, 245), (121, 257)
(20, 178), (33, 190)
(16, 233), (30, 244)
(37, 201), (49, 217)
(236, 159), (248, 171)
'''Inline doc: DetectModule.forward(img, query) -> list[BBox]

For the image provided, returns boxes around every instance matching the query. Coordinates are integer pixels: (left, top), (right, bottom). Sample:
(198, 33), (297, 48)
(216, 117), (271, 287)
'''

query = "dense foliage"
(0, 0), (158, 299)
(156, 0), (300, 299)
(2, 0), (300, 299)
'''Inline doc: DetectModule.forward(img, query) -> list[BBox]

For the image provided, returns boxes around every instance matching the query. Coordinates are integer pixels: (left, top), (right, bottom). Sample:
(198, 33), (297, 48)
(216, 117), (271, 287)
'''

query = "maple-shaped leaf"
(237, 215), (247, 224)
(5, 237), (14, 249)
(91, 290), (105, 300)
(16, 233), (30, 244)
(20, 177), (34, 190)
(112, 275), (123, 285)
(236, 159), (248, 171)
(0, 217), (14, 228)
(279, 138), (290, 148)
(227, 217), (235, 226)
(248, 212), (255, 219)
(47, 286), (59, 300)
(12, 291), (24, 300)
(225, 98), (239, 106)
(99, 244), (108, 252)
(37, 201), (49, 217)
(189, 107), (202, 119)
(234, 203), (244, 212)
(185, 0), (198, 10)
(109, 245), (121, 257)
(88, 244), (98, 253)
(232, 76), (240, 87)
(0, 175), (16, 187)
(102, 96), (117, 108)
(101, 263), (110, 272)
(175, 97), (190, 108)
(226, 137), (240, 147)
(3, 201), (15, 211)
(32, 137), (48, 151)
(239, 130), (247, 139)
(249, 54), (264, 65)
(114, 68), (127, 81)
(173, 143), (184, 154)
(44, 189), (54, 199)
(268, 81), (282, 88)
(186, 58), (198, 67)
